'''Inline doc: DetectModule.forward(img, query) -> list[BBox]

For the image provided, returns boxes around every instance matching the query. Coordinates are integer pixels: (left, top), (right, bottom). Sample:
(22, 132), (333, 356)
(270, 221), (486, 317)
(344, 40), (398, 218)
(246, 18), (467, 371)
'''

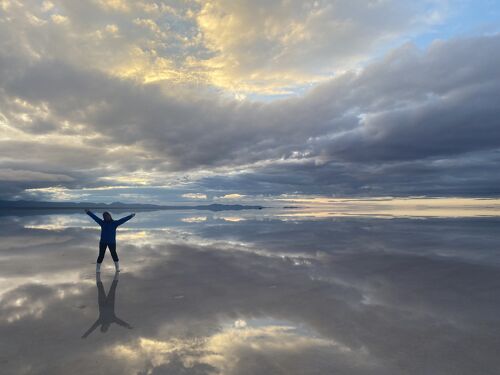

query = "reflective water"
(1, 210), (500, 374)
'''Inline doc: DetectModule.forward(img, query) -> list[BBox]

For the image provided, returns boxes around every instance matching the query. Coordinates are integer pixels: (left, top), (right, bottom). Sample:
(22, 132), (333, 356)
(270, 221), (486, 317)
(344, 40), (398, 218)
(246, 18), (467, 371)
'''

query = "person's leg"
(96, 242), (107, 272)
(109, 243), (120, 271)
(109, 243), (119, 262)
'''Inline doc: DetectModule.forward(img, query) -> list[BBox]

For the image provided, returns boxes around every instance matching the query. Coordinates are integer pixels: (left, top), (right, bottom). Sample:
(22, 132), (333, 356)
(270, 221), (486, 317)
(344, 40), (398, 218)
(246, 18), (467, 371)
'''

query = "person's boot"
(96, 263), (101, 273)
(114, 261), (120, 272)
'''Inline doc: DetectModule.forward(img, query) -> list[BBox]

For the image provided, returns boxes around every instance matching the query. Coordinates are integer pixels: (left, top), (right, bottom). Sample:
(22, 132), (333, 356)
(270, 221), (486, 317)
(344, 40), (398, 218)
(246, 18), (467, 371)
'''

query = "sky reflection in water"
(1, 210), (500, 374)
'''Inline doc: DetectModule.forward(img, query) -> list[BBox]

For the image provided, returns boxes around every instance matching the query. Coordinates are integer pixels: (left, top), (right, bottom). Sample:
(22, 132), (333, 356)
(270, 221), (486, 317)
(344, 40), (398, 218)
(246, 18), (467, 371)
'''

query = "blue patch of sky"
(412, 0), (500, 49)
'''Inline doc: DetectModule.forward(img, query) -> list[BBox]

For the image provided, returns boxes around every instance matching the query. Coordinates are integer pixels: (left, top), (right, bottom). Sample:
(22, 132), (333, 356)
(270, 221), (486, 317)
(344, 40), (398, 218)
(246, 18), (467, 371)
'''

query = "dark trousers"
(97, 242), (119, 263)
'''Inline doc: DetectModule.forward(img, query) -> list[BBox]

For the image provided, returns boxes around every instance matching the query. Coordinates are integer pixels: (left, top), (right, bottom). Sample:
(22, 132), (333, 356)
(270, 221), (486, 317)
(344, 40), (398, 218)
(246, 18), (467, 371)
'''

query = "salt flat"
(1, 210), (499, 374)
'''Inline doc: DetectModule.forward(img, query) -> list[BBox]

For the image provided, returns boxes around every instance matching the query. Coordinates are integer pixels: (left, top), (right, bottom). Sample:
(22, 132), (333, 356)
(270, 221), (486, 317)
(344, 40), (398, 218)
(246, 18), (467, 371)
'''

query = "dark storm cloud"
(195, 148), (500, 197)
(3, 59), (333, 169)
(301, 35), (500, 161)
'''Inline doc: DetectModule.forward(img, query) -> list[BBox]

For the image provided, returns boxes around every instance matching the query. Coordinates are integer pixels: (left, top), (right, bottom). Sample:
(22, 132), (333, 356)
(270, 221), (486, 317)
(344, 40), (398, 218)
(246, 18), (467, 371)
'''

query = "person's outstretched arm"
(114, 316), (133, 329)
(114, 213), (135, 226)
(81, 319), (100, 339)
(85, 209), (103, 225)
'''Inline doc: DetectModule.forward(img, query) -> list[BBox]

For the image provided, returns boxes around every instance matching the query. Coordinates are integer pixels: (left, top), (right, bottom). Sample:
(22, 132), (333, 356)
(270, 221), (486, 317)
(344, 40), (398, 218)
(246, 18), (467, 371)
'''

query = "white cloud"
(0, 0), (451, 95)
(193, 0), (449, 94)
(181, 193), (208, 199)
(181, 216), (208, 223)
(217, 194), (246, 200)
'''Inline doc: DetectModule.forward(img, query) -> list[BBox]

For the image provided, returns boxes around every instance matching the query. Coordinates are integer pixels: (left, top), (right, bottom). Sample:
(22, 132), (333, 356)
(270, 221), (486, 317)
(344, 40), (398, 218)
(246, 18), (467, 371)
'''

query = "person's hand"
(131, 213), (136, 217)
(85, 209), (90, 213)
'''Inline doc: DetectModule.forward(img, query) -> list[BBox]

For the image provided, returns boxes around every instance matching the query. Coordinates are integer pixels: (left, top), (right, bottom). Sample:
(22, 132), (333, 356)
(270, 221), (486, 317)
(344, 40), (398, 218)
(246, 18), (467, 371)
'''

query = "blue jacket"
(87, 211), (134, 244)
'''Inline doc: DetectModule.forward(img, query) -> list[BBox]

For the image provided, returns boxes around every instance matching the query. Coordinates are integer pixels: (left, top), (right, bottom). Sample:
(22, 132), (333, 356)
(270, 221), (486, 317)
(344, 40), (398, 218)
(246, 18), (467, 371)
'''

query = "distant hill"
(0, 200), (264, 211)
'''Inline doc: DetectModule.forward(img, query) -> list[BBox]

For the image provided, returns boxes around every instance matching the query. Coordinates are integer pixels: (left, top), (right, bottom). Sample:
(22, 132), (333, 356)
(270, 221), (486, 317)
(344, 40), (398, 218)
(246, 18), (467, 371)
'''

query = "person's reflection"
(82, 272), (132, 338)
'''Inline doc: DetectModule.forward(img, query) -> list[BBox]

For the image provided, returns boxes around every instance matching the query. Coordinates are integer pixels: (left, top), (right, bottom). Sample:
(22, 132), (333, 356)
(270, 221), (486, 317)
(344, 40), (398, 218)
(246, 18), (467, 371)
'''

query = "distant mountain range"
(0, 200), (264, 211)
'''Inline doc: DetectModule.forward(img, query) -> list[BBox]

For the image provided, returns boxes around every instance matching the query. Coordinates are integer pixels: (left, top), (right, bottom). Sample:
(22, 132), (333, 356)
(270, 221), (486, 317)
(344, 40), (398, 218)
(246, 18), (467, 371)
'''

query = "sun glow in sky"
(1, 0), (500, 204)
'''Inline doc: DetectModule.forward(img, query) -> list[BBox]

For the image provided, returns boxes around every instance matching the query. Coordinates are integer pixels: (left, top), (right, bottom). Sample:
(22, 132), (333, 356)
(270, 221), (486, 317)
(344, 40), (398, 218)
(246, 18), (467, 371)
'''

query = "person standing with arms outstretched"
(85, 209), (135, 273)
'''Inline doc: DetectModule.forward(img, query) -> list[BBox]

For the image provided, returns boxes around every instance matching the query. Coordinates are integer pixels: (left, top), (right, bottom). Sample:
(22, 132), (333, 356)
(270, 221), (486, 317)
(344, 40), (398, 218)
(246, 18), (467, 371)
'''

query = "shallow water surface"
(1, 210), (500, 374)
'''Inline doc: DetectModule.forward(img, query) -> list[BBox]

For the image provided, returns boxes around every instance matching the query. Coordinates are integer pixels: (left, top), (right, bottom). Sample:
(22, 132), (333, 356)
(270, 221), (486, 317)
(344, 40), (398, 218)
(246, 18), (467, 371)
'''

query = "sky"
(1, 0), (500, 204)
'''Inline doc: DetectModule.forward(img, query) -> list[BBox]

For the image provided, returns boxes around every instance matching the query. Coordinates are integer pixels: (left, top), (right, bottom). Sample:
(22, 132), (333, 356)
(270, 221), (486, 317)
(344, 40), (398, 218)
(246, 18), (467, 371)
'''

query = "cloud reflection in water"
(0, 210), (499, 374)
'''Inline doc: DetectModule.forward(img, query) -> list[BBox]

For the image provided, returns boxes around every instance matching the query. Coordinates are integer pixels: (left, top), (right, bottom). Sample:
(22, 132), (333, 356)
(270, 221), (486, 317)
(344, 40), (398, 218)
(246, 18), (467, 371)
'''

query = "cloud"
(216, 194), (246, 200)
(194, 0), (446, 94)
(0, 1), (499, 200)
(0, 169), (74, 182)
(0, 0), (449, 95)
(182, 193), (208, 200)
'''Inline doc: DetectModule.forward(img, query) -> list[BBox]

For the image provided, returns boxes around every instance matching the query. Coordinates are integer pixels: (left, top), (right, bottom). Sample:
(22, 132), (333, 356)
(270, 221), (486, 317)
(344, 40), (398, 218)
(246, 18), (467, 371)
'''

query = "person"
(81, 272), (132, 338)
(85, 209), (135, 273)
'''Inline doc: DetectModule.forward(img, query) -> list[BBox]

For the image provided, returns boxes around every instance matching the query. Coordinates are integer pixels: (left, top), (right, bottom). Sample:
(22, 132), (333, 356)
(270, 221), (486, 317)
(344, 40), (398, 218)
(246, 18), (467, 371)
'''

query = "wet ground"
(1, 210), (500, 374)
